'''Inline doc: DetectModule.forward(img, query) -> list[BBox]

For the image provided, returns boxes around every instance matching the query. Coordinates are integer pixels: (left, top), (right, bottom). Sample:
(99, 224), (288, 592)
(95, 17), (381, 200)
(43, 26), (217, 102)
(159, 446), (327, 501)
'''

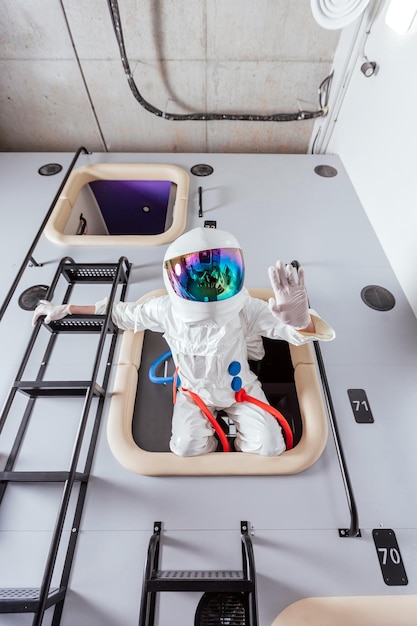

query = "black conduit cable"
(0, 146), (90, 323)
(107, 0), (330, 123)
(290, 260), (360, 537)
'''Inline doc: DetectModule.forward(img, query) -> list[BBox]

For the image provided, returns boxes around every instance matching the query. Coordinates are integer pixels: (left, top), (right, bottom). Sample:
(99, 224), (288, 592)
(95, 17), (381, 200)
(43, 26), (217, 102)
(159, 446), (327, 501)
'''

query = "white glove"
(94, 297), (108, 315)
(32, 300), (71, 326)
(268, 261), (311, 329)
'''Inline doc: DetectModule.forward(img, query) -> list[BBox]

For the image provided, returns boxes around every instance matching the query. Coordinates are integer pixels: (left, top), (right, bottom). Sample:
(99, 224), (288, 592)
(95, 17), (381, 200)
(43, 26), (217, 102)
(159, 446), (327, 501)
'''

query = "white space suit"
(33, 227), (334, 456)
(103, 228), (335, 457)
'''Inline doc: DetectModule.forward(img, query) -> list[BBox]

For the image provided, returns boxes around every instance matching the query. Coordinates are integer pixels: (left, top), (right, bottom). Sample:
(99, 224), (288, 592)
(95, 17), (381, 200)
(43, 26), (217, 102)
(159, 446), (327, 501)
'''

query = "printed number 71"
(353, 400), (369, 412)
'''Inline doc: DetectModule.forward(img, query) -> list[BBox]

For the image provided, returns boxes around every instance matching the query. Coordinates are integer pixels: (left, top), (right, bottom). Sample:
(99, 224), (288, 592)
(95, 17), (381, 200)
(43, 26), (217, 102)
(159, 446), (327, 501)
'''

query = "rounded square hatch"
(44, 163), (189, 247)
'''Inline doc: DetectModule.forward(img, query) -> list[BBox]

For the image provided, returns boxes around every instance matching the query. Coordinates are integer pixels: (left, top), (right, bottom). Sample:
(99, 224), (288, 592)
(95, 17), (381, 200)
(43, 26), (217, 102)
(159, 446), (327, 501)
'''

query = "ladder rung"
(61, 264), (123, 284)
(0, 471), (87, 483)
(46, 315), (115, 333)
(148, 570), (253, 592)
(0, 587), (65, 613)
(14, 380), (105, 398)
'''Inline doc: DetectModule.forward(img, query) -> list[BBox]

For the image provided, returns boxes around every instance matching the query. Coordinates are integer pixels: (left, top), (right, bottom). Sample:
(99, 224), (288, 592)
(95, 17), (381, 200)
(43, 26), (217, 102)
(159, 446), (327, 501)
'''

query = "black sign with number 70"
(373, 529), (408, 586)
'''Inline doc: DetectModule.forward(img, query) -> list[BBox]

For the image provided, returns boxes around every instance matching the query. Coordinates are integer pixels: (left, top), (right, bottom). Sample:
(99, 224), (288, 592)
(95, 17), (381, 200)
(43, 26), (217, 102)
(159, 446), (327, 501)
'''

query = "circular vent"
(195, 593), (246, 625)
(191, 164), (214, 177)
(38, 163), (63, 176)
(361, 285), (395, 311)
(314, 164), (338, 178)
(18, 285), (49, 311)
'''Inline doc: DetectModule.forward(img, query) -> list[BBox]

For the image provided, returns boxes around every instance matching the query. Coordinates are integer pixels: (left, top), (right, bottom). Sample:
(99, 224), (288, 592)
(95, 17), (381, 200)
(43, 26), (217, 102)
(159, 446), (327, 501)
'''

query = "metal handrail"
(314, 342), (360, 537)
(240, 522), (258, 626)
(290, 260), (360, 538)
(139, 523), (162, 626)
(0, 146), (90, 322)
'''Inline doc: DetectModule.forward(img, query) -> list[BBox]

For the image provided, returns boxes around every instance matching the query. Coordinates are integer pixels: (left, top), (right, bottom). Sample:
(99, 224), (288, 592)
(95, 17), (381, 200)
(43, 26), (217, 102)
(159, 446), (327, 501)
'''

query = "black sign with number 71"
(347, 389), (374, 423)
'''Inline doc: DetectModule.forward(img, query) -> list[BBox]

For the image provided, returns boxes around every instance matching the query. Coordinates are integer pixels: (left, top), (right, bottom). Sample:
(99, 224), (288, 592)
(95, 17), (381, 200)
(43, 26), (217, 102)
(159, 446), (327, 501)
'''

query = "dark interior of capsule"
(132, 331), (303, 452)
(88, 180), (176, 235)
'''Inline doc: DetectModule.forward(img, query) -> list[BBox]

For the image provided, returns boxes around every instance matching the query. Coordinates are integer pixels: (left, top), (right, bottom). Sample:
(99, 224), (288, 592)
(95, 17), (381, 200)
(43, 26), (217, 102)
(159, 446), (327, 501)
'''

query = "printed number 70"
(378, 547), (401, 565)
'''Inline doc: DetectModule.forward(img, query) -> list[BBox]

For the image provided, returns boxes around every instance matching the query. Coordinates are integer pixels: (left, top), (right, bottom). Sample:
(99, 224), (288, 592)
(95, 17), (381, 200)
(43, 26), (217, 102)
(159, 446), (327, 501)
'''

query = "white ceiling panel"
(0, 0), (74, 60)
(0, 0), (341, 153)
(207, 0), (339, 61)
(0, 60), (104, 151)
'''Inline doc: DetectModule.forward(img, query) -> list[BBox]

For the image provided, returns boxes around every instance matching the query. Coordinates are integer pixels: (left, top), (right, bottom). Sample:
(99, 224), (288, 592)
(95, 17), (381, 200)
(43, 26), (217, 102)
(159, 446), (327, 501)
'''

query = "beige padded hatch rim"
(44, 163), (189, 247)
(271, 595), (417, 626)
(107, 288), (328, 476)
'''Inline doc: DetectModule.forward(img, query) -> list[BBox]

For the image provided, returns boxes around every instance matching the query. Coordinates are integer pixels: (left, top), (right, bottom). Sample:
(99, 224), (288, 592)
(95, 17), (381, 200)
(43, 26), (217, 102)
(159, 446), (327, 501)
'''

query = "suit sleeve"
(244, 297), (335, 346)
(110, 296), (168, 333)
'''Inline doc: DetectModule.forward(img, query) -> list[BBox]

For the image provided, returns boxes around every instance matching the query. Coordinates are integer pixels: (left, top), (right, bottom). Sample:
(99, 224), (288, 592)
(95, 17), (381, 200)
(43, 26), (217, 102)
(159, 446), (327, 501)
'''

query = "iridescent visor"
(164, 248), (244, 302)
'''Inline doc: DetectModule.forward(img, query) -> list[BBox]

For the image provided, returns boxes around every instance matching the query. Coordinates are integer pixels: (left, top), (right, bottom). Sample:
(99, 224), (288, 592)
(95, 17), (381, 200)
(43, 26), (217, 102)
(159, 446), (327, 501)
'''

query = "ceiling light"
(385, 0), (417, 34)
(311, 0), (371, 29)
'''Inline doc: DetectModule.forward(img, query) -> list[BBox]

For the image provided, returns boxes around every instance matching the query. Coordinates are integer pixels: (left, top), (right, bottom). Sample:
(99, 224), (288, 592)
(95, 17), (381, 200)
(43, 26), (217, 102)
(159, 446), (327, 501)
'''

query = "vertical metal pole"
(241, 521), (258, 626)
(0, 146), (90, 322)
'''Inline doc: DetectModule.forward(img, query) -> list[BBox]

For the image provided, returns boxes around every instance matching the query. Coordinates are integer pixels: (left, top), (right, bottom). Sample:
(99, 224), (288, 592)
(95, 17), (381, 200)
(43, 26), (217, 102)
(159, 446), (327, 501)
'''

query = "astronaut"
(32, 228), (334, 457)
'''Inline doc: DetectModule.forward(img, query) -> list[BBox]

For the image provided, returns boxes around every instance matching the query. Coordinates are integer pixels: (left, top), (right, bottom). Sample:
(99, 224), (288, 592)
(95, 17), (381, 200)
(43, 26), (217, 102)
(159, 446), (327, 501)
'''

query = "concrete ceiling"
(0, 0), (340, 154)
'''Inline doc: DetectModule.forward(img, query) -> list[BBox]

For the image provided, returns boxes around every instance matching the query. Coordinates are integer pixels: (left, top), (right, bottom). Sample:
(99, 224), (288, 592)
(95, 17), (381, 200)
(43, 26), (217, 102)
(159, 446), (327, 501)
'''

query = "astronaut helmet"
(163, 227), (247, 323)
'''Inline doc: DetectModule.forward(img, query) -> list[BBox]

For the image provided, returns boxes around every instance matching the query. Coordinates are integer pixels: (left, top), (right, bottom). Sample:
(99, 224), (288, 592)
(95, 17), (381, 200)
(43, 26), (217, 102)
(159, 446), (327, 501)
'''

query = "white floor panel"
(0, 152), (416, 625)
(323, 362), (417, 528)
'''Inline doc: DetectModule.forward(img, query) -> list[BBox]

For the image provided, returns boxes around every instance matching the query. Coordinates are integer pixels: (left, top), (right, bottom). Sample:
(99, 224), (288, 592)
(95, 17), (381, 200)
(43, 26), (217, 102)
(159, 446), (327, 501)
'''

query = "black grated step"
(148, 570), (252, 593)
(0, 587), (65, 613)
(157, 570), (245, 579)
(61, 264), (123, 283)
(45, 315), (115, 334)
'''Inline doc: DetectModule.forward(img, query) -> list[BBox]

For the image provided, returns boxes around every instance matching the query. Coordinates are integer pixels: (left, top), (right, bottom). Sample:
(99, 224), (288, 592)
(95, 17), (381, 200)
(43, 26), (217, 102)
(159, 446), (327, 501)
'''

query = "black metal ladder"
(139, 521), (258, 626)
(0, 256), (131, 625)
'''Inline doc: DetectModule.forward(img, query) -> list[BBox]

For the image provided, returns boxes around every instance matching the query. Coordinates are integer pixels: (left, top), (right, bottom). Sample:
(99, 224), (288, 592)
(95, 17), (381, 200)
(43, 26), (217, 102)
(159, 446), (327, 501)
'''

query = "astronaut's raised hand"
(32, 300), (71, 326)
(268, 261), (312, 330)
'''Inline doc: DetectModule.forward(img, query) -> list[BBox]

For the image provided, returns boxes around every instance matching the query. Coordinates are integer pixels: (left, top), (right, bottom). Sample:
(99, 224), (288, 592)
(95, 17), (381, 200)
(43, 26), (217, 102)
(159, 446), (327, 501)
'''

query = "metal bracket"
(339, 528), (362, 538)
(28, 256), (43, 268)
